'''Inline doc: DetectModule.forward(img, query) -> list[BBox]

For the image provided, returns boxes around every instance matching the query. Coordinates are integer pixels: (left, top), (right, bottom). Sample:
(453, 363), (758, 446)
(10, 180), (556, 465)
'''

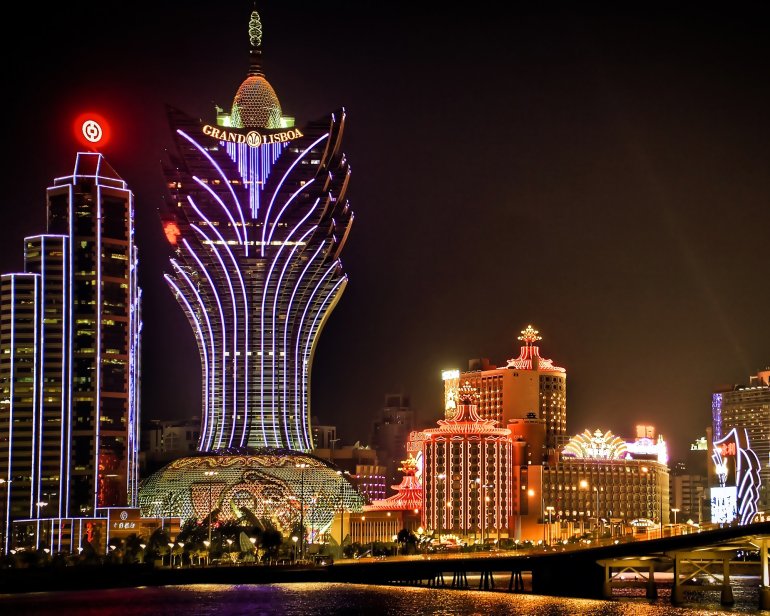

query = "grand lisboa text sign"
(202, 124), (304, 147)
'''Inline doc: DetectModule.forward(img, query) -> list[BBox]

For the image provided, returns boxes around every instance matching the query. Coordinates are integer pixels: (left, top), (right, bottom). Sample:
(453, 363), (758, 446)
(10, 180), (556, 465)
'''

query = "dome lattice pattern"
(231, 76), (282, 129)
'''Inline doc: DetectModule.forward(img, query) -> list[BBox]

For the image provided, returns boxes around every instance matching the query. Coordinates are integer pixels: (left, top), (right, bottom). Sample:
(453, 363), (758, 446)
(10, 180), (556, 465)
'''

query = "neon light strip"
(170, 260), (216, 450)
(190, 222), (238, 449)
(182, 238), (227, 450)
(192, 176), (244, 245)
(94, 189), (102, 512)
(265, 179), (315, 246)
(299, 270), (345, 450)
(186, 197), (249, 447)
(176, 130), (249, 255)
(282, 242), (327, 447)
(5, 277), (16, 552)
(66, 185), (73, 517)
(262, 199), (319, 447)
(271, 225), (317, 447)
(31, 269), (39, 519)
(165, 274), (211, 452)
(58, 237), (67, 518)
(293, 262), (338, 449)
(261, 133), (328, 255)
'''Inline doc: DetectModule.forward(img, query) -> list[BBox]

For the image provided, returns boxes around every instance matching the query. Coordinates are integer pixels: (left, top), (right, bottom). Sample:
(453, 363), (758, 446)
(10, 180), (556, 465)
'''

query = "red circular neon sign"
(73, 112), (111, 149)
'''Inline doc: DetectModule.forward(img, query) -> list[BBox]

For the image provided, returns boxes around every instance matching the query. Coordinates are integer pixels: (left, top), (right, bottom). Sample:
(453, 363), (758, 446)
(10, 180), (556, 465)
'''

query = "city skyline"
(1, 3), (768, 457)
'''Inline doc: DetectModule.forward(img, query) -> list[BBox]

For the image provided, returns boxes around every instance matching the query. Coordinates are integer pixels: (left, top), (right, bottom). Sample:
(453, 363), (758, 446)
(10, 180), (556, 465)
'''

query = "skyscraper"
(0, 152), (141, 551)
(444, 325), (567, 451)
(161, 9), (352, 452)
(713, 369), (770, 507)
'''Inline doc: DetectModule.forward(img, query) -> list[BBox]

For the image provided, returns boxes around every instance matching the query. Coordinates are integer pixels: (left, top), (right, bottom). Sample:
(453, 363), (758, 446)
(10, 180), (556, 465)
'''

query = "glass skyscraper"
(0, 152), (141, 552)
(161, 10), (352, 452)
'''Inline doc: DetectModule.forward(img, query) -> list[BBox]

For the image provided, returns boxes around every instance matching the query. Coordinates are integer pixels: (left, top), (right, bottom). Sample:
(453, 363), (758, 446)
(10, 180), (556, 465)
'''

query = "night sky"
(2, 3), (768, 461)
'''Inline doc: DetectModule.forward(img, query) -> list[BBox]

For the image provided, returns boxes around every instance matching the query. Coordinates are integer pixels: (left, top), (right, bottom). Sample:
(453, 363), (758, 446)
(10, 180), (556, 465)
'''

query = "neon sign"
(202, 124), (303, 147)
(73, 112), (111, 149)
(163, 221), (181, 245)
(711, 427), (761, 525)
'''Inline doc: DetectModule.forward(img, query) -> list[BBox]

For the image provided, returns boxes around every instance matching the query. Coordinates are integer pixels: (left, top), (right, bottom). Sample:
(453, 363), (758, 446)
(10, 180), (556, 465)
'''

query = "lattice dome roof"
(231, 75), (282, 129)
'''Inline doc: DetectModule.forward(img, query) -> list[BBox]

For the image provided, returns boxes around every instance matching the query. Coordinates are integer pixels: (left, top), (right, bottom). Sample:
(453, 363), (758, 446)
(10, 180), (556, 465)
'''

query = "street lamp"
(545, 506), (555, 545)
(167, 542), (174, 567)
(671, 507), (680, 533)
(296, 463), (308, 561)
(336, 470), (349, 557)
(291, 536), (298, 564)
(226, 538), (234, 562)
(204, 470), (219, 551)
(203, 540), (211, 565)
(579, 480), (599, 540)
(0, 478), (9, 554)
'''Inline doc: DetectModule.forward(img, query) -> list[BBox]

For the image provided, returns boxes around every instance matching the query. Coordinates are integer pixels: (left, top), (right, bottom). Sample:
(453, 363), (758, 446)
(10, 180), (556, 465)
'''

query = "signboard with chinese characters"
(711, 486), (737, 524)
(442, 369), (460, 419)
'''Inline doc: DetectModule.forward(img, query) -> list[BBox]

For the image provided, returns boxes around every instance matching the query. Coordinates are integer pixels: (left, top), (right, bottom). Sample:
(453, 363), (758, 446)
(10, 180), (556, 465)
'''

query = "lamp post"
(167, 542), (174, 567)
(671, 507), (680, 535)
(226, 538), (233, 562)
(203, 540), (210, 565)
(291, 536), (298, 564)
(545, 506), (555, 545)
(204, 470), (219, 556)
(0, 478), (9, 555)
(296, 463), (308, 561)
(336, 470), (349, 559)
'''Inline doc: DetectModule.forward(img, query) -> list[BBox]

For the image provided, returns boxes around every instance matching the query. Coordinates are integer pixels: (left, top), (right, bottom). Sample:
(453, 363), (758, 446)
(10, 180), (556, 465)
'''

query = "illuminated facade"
(445, 325), (566, 451)
(138, 452), (364, 538)
(0, 153), (141, 552)
(422, 383), (514, 540)
(710, 427), (761, 525)
(713, 369), (770, 506)
(161, 9), (352, 451)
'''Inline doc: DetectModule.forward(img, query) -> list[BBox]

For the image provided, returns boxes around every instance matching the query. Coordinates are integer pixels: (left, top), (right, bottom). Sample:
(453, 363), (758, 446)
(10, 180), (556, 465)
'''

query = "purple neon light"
(293, 261), (339, 449)
(186, 196), (250, 447)
(282, 241), (327, 447)
(260, 198), (320, 448)
(182, 238), (227, 450)
(301, 274), (346, 450)
(260, 133), (329, 256)
(265, 178), (315, 246)
(177, 129), (249, 255)
(165, 273), (211, 450)
(170, 260), (216, 450)
(192, 175), (244, 245)
(271, 225), (317, 447)
(190, 222), (239, 448)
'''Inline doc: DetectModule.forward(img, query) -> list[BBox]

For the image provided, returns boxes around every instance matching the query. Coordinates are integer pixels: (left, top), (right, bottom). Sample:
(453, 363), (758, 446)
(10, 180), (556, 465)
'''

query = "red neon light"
(719, 442), (737, 456)
(164, 221), (181, 245)
(73, 112), (111, 149)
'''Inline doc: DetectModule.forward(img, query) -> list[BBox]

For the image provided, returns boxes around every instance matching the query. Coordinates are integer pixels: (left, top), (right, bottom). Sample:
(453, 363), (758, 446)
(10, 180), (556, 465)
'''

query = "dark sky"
(2, 3), (768, 462)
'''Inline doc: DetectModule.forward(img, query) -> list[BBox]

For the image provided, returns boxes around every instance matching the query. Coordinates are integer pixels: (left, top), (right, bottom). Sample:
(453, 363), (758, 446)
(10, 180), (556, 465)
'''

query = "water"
(0, 580), (763, 615)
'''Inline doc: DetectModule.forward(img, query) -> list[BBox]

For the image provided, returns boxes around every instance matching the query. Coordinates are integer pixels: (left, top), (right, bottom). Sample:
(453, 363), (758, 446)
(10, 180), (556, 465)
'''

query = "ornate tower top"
(248, 9), (263, 47)
(517, 324), (542, 346)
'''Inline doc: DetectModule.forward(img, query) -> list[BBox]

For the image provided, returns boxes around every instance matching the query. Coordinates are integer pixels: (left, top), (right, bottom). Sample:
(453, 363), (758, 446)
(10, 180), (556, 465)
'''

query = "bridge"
(3, 522), (770, 608)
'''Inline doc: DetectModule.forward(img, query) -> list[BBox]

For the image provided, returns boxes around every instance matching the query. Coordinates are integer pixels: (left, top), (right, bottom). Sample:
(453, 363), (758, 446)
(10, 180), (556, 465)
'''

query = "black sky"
(2, 3), (768, 461)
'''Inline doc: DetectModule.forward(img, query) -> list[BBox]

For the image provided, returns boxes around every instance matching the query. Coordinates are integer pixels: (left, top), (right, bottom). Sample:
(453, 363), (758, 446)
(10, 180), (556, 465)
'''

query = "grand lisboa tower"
(140, 10), (361, 531)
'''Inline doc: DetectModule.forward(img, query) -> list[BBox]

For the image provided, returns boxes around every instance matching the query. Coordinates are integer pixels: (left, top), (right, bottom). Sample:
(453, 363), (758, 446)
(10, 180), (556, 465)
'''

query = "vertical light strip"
(270, 225), (316, 447)
(293, 262), (338, 449)
(260, 134), (328, 255)
(265, 179), (315, 246)
(182, 239), (227, 449)
(94, 189), (102, 512)
(165, 274), (210, 450)
(300, 275), (346, 450)
(190, 223), (238, 448)
(169, 261), (216, 450)
(191, 176), (244, 245)
(58, 237), (66, 519)
(186, 197), (249, 447)
(261, 198), (319, 448)
(282, 242), (326, 447)
(66, 186), (74, 517)
(5, 277), (16, 553)
(30, 275), (38, 518)
(176, 130), (249, 255)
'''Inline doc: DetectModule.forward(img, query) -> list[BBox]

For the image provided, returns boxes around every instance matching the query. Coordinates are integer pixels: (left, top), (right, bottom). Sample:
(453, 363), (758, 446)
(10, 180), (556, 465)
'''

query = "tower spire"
(248, 7), (264, 77)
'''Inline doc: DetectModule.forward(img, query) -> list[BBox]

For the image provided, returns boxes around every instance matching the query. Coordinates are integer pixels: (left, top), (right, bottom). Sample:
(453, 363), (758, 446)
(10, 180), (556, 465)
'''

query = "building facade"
(444, 325), (566, 451)
(422, 383), (514, 542)
(0, 153), (141, 552)
(161, 9), (352, 452)
(713, 369), (770, 507)
(371, 393), (414, 495)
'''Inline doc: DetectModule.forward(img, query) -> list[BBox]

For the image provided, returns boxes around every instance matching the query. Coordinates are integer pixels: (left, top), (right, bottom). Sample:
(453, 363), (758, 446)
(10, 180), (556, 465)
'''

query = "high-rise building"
(444, 325), (566, 450)
(422, 383), (514, 541)
(161, 8), (352, 452)
(713, 369), (770, 506)
(0, 152), (141, 552)
(371, 393), (414, 494)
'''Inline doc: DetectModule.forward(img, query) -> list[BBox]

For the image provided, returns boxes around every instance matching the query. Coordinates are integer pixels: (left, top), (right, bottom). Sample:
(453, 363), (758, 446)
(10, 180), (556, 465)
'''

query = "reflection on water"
(0, 580), (763, 616)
